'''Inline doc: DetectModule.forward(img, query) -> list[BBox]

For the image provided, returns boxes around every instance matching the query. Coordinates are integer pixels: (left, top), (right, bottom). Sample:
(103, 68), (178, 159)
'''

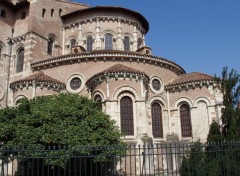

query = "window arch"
(42, 8), (46, 17)
(105, 33), (113, 50)
(94, 95), (102, 111)
(16, 48), (24, 73)
(180, 104), (192, 137)
(47, 37), (54, 56)
(1, 10), (6, 18)
(59, 9), (62, 16)
(151, 102), (163, 138)
(123, 36), (130, 51)
(70, 39), (77, 48)
(86, 36), (93, 51)
(137, 38), (142, 49)
(120, 96), (134, 135)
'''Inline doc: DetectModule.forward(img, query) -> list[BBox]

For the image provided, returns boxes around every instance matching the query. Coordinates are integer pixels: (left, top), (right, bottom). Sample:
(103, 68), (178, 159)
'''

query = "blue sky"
(75, 0), (240, 76)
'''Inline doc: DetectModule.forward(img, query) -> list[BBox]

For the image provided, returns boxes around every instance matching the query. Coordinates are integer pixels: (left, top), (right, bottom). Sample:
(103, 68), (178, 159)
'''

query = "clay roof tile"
(166, 72), (214, 87)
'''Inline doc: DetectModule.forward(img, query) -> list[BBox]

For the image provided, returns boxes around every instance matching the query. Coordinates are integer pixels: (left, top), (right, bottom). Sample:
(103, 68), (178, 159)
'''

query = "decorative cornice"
(10, 71), (65, 92)
(31, 50), (185, 75)
(165, 72), (215, 92)
(64, 16), (146, 33)
(86, 64), (150, 88)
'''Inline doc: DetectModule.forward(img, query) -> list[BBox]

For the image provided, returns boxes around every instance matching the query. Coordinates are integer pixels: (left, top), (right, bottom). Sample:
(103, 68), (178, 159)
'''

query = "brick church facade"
(0, 0), (223, 143)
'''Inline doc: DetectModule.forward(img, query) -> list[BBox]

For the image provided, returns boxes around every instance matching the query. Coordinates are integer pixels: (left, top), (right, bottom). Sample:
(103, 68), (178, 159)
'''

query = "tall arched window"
(59, 9), (62, 16)
(180, 104), (192, 137)
(47, 38), (54, 56)
(123, 36), (130, 51)
(16, 48), (24, 73)
(120, 96), (134, 135)
(94, 95), (102, 111)
(105, 34), (113, 50)
(42, 9), (46, 17)
(151, 102), (163, 138)
(51, 9), (54, 17)
(86, 36), (93, 51)
(70, 39), (77, 48)
(137, 38), (142, 49)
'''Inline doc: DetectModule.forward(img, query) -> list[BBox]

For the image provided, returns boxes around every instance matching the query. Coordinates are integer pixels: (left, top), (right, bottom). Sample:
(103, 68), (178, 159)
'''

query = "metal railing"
(1, 141), (240, 176)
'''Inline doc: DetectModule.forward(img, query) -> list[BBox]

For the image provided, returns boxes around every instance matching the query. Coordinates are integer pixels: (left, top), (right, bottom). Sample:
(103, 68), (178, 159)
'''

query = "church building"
(0, 0), (223, 143)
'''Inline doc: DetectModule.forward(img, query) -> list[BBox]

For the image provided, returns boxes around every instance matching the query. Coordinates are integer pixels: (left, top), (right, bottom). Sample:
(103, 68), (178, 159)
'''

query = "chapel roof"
(86, 64), (149, 86)
(10, 71), (65, 90)
(165, 72), (214, 89)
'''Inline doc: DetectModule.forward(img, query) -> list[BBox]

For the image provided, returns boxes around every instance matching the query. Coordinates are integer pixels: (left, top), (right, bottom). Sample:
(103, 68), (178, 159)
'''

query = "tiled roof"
(86, 64), (149, 86)
(10, 71), (65, 88)
(93, 64), (145, 77)
(166, 72), (214, 88)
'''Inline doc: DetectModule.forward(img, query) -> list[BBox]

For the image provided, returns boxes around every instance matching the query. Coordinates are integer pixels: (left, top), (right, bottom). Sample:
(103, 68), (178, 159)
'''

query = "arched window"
(123, 36), (130, 51)
(120, 96), (134, 135)
(70, 39), (77, 48)
(180, 104), (192, 137)
(16, 48), (24, 73)
(86, 36), (93, 51)
(151, 102), (163, 138)
(94, 95), (102, 111)
(59, 9), (62, 16)
(105, 33), (113, 50)
(1, 10), (6, 18)
(51, 9), (54, 17)
(137, 38), (142, 49)
(42, 9), (46, 17)
(47, 38), (54, 56)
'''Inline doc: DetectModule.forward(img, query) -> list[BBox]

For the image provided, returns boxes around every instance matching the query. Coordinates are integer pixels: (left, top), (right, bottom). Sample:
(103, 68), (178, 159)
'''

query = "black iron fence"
(1, 141), (240, 176)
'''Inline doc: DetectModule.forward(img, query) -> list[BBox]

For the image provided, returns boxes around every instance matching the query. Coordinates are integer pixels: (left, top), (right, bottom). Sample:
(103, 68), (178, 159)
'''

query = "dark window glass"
(86, 36), (93, 51)
(94, 95), (102, 110)
(137, 38), (142, 49)
(152, 102), (163, 138)
(1, 10), (6, 18)
(152, 79), (161, 91)
(42, 9), (46, 17)
(120, 96), (134, 135)
(59, 9), (62, 16)
(47, 38), (54, 56)
(180, 104), (192, 137)
(105, 34), (113, 50)
(51, 9), (54, 17)
(16, 48), (24, 73)
(21, 12), (26, 19)
(70, 77), (81, 90)
(123, 36), (130, 51)
(70, 39), (77, 48)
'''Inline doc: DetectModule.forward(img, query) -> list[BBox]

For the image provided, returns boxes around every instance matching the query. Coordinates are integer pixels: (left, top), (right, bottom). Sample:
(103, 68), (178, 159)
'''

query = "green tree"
(209, 67), (240, 140)
(181, 67), (240, 176)
(0, 94), (124, 174)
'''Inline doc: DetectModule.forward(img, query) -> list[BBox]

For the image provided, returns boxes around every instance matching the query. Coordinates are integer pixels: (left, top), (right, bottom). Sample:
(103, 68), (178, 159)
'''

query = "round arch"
(93, 90), (106, 101)
(147, 96), (167, 110)
(113, 86), (139, 100)
(173, 97), (193, 109)
(193, 97), (211, 107)
(14, 95), (28, 106)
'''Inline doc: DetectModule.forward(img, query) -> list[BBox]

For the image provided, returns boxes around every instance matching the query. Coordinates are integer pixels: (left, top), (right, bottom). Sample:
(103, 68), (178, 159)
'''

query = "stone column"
(117, 19), (123, 50)
(133, 24), (137, 51)
(95, 18), (101, 50)
(78, 22), (83, 46)
(62, 28), (65, 55)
